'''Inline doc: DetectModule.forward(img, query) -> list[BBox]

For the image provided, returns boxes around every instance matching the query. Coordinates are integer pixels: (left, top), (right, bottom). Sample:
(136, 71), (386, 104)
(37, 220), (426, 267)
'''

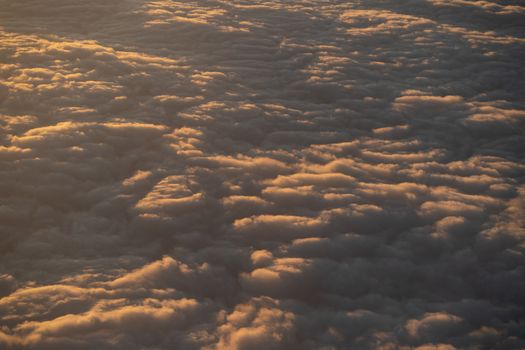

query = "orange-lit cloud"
(1, 0), (524, 349)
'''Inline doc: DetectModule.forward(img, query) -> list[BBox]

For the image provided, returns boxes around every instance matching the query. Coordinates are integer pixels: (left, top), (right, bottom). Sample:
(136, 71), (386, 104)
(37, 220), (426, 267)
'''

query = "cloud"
(213, 298), (295, 350)
(0, 0), (524, 349)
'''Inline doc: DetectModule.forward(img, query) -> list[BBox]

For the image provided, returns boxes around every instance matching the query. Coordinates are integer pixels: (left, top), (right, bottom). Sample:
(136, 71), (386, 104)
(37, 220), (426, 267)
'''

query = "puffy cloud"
(214, 298), (295, 350)
(406, 312), (465, 340)
(0, 0), (524, 349)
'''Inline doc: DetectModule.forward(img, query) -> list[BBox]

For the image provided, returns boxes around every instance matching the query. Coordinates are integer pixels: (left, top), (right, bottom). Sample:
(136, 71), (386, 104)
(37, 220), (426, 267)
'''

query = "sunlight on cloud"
(0, 0), (524, 349)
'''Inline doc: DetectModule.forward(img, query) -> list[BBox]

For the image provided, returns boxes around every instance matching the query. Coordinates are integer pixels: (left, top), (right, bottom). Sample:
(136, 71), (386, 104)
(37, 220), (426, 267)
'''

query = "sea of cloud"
(0, 0), (524, 349)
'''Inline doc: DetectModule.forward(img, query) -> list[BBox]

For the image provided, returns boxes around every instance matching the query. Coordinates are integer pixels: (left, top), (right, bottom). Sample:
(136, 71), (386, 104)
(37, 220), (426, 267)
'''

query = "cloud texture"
(1, 0), (524, 349)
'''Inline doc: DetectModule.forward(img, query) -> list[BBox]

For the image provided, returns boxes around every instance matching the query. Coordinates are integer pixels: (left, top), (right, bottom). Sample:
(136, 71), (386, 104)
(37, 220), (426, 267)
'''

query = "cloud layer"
(1, 0), (524, 349)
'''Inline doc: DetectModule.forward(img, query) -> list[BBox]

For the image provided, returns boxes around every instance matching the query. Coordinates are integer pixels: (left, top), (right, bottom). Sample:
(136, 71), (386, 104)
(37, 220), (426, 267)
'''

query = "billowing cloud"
(1, 0), (524, 349)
